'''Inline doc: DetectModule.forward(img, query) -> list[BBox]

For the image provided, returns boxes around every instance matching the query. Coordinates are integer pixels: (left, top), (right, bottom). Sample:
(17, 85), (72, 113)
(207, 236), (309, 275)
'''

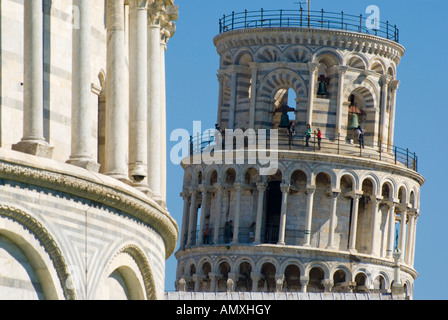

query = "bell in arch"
(348, 113), (360, 130)
(317, 75), (329, 96)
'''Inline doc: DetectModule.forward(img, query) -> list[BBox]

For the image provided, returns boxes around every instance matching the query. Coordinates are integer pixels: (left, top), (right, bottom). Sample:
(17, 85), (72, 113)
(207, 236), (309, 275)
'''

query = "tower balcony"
(219, 9), (399, 43)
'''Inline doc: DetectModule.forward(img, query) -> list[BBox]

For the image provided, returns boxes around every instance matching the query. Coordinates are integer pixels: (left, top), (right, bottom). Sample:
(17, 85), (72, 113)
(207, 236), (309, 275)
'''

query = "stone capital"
(390, 80), (400, 91)
(307, 62), (320, 74)
(280, 183), (290, 194)
(256, 181), (267, 192)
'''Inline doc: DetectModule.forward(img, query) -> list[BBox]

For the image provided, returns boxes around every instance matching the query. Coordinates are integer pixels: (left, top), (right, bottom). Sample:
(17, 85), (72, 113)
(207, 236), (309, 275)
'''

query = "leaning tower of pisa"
(174, 8), (424, 300)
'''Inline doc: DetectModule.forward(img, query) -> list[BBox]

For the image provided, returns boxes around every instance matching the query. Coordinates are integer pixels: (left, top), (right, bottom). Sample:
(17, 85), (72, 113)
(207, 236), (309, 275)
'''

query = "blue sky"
(164, 0), (447, 300)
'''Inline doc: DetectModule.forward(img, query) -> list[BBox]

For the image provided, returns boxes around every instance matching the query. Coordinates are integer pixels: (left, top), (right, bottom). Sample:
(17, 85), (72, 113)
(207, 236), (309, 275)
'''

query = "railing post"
(231, 11), (235, 30)
(386, 21), (389, 39)
(321, 9), (324, 28)
(300, 7), (303, 27)
(244, 10), (247, 28)
(261, 8), (264, 27)
(406, 148), (409, 168)
(394, 146), (397, 165)
(280, 9), (283, 27)
(359, 14), (363, 32)
(341, 11), (344, 30)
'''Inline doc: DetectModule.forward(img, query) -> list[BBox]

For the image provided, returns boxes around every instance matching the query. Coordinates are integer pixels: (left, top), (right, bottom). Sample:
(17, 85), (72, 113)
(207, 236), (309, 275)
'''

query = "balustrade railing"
(219, 9), (399, 43)
(188, 130), (419, 172)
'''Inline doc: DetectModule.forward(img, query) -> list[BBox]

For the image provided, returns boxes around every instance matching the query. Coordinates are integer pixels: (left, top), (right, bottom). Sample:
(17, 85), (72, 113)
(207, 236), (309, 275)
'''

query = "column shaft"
(104, 0), (128, 179)
(303, 187), (316, 246)
(186, 190), (198, 246)
(386, 203), (396, 258)
(213, 184), (223, 244)
(399, 210), (407, 261)
(23, 0), (44, 142)
(198, 187), (208, 244)
(254, 182), (266, 244)
(232, 184), (243, 244)
(327, 192), (339, 249)
(13, 0), (53, 157)
(147, 17), (162, 199)
(277, 184), (290, 245)
(68, 0), (99, 170)
(306, 63), (319, 127)
(369, 197), (381, 255)
(348, 194), (360, 252)
(129, 1), (148, 186)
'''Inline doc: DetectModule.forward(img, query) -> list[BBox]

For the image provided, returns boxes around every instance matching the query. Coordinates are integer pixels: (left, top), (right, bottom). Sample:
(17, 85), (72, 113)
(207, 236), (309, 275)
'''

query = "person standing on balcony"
(357, 126), (365, 149)
(287, 122), (296, 149)
(305, 124), (312, 147)
(315, 128), (322, 150)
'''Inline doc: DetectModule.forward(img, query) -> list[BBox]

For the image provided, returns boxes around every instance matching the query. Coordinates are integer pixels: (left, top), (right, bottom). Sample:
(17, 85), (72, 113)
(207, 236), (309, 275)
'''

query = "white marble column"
(254, 182), (266, 244)
(369, 196), (381, 256)
(213, 183), (224, 244)
(186, 189), (198, 246)
(398, 209), (407, 261)
(348, 193), (361, 252)
(248, 62), (259, 128)
(303, 186), (316, 246)
(228, 69), (238, 129)
(67, 0), (99, 170)
(13, 0), (53, 158)
(405, 211), (416, 264)
(198, 185), (208, 245)
(335, 66), (348, 138)
(232, 183), (243, 244)
(129, 0), (149, 189)
(306, 63), (319, 127)
(277, 184), (290, 245)
(386, 201), (396, 258)
(379, 75), (390, 148)
(147, 6), (162, 200)
(159, 39), (167, 205)
(179, 191), (190, 249)
(387, 80), (400, 150)
(104, 0), (128, 180)
(327, 190), (340, 249)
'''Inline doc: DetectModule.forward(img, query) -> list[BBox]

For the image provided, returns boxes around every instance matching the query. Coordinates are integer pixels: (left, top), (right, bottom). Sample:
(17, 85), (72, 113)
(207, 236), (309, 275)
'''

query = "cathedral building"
(173, 8), (424, 300)
(0, 0), (178, 299)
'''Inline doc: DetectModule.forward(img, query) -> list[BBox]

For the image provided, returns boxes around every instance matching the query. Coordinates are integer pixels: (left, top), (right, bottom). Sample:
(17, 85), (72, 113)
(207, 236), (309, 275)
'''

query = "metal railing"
(219, 9), (399, 43)
(188, 130), (419, 172)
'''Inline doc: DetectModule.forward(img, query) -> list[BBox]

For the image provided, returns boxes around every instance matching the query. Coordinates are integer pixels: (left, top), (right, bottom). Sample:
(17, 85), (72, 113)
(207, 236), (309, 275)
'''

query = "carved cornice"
(0, 159), (178, 258)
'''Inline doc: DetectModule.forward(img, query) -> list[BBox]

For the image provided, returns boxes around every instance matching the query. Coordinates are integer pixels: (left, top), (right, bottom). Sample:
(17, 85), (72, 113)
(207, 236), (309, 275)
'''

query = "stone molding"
(0, 152), (178, 258)
(214, 27), (405, 64)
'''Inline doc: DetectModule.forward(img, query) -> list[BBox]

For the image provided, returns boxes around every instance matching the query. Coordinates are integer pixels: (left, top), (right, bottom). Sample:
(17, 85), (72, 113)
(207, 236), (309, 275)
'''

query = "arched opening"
(338, 174), (355, 250)
(187, 264), (196, 292)
(284, 265), (301, 292)
(333, 269), (347, 292)
(259, 262), (276, 292)
(272, 88), (296, 130)
(236, 262), (252, 292)
(373, 275), (387, 293)
(223, 169), (236, 243)
(354, 272), (368, 293)
(308, 267), (325, 292)
(200, 262), (212, 292)
(217, 261), (231, 292)
(313, 172), (332, 248)
(357, 179), (375, 253)
(264, 170), (283, 244)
